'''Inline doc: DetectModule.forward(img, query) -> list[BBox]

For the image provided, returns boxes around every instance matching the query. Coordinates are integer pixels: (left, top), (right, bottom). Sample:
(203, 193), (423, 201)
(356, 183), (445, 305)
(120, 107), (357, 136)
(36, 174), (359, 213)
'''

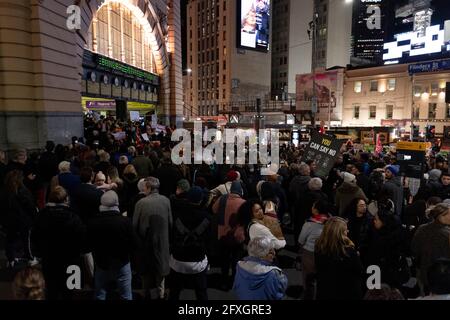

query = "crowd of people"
(1, 116), (450, 301)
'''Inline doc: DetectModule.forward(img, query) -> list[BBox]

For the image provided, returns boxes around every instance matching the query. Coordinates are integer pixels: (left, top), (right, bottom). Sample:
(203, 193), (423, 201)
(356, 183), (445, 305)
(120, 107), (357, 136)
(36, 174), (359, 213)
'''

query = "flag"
(375, 134), (383, 155)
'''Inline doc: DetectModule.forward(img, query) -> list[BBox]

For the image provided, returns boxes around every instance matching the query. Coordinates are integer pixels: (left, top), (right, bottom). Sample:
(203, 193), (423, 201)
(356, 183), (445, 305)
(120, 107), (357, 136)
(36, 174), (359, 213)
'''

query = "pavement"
(0, 227), (303, 300)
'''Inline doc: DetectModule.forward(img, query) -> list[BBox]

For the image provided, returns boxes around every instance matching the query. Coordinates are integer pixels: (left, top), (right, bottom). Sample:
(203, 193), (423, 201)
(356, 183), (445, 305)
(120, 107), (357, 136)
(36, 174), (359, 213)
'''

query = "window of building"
(369, 105), (376, 119)
(223, 16), (226, 26)
(413, 105), (420, 119)
(429, 103), (437, 119)
(223, 60), (226, 70)
(223, 89), (226, 99)
(353, 106), (360, 119)
(223, 74), (226, 85)
(370, 80), (378, 92)
(283, 57), (287, 64)
(354, 81), (362, 93)
(223, 31), (226, 40)
(223, 46), (227, 56)
(446, 104), (450, 119)
(223, 1), (226, 10)
(388, 78), (396, 91)
(386, 105), (393, 119)
(431, 83), (439, 96)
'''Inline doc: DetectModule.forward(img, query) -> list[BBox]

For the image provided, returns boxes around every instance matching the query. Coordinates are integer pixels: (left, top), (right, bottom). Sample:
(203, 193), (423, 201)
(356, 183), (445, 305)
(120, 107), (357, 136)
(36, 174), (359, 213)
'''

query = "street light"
(308, 12), (319, 128)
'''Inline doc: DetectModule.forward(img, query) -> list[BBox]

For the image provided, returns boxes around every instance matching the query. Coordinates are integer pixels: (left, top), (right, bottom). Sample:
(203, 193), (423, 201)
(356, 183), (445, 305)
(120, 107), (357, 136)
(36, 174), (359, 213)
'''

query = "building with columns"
(0, 0), (183, 150)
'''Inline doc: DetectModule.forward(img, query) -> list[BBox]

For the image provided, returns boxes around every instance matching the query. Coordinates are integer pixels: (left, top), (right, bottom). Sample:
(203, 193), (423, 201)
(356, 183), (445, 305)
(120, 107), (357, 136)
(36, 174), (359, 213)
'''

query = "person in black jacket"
(345, 198), (372, 263)
(37, 141), (58, 199)
(88, 190), (137, 300)
(1, 170), (37, 267)
(315, 216), (364, 300)
(71, 167), (103, 224)
(365, 205), (410, 290)
(168, 187), (211, 300)
(31, 186), (87, 300)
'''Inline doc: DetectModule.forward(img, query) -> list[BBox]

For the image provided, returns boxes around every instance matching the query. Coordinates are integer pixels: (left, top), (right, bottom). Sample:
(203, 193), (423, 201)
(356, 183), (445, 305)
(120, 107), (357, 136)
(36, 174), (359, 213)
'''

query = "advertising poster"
(239, 0), (270, 52)
(296, 70), (340, 121)
(301, 131), (344, 178)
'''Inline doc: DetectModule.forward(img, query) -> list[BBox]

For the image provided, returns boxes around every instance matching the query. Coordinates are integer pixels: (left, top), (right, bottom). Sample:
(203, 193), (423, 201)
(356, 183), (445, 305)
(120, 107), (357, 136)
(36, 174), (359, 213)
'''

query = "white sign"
(141, 133), (149, 141)
(130, 111), (140, 122)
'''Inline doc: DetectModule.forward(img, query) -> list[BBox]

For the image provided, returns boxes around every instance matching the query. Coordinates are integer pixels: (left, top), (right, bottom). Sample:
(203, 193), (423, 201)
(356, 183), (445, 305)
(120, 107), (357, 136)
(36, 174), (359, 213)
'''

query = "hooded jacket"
(233, 256), (288, 300)
(335, 182), (368, 216)
(382, 176), (404, 216)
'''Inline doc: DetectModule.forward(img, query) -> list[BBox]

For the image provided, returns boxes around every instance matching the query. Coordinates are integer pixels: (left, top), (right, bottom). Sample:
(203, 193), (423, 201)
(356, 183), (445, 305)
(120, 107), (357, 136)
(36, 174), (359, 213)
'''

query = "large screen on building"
(237, 0), (270, 52)
(383, 0), (450, 65)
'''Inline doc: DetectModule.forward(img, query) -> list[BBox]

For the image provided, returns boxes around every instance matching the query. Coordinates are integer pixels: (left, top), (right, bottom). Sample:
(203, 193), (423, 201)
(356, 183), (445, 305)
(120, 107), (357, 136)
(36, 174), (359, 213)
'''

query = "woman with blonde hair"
(12, 267), (46, 300)
(315, 216), (364, 300)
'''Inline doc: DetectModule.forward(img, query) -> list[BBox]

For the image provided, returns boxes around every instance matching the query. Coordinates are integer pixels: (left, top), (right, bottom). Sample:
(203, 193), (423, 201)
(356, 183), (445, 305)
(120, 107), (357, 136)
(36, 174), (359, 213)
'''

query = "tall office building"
(270, 0), (351, 98)
(185, 0), (271, 117)
(271, 0), (290, 99)
(350, 0), (396, 66)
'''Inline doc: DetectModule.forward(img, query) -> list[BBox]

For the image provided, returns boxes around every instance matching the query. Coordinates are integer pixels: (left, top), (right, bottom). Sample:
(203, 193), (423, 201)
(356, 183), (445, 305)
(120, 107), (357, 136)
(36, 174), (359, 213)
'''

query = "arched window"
(87, 1), (157, 74)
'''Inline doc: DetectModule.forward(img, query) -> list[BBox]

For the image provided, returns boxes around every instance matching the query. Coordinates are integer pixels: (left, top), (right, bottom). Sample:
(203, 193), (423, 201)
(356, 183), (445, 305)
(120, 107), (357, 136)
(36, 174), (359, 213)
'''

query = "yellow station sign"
(396, 141), (428, 151)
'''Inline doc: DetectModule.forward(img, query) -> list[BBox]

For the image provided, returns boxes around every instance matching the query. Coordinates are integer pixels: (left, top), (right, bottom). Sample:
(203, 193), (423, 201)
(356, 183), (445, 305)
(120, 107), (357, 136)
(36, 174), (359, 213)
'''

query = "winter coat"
(122, 173), (139, 214)
(233, 256), (288, 300)
(32, 204), (87, 267)
(365, 224), (410, 287)
(70, 183), (103, 223)
(411, 221), (450, 290)
(212, 193), (246, 240)
(154, 163), (183, 198)
(347, 213), (372, 259)
(131, 155), (154, 179)
(315, 247), (364, 300)
(88, 210), (137, 270)
(171, 202), (210, 262)
(1, 186), (36, 231)
(335, 182), (368, 216)
(382, 177), (404, 216)
(133, 192), (173, 276)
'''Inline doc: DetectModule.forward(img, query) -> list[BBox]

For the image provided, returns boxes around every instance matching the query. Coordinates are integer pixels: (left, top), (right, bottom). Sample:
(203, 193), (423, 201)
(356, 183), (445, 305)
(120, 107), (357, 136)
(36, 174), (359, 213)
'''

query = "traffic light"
(426, 125), (436, 140)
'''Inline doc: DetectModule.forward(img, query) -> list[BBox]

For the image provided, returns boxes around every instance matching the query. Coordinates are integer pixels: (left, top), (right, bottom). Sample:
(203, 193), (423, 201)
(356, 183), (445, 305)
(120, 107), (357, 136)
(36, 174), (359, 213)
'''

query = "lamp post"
(308, 12), (319, 128)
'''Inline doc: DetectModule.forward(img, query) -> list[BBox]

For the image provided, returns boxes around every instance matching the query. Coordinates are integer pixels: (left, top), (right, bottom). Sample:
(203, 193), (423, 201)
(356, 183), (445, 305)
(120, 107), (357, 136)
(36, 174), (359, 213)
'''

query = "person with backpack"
(212, 180), (246, 290)
(168, 187), (211, 300)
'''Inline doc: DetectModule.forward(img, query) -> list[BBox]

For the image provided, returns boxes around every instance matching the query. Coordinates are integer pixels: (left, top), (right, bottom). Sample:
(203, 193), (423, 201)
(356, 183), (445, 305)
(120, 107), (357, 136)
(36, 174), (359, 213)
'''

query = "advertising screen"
(383, 0), (450, 65)
(238, 0), (270, 52)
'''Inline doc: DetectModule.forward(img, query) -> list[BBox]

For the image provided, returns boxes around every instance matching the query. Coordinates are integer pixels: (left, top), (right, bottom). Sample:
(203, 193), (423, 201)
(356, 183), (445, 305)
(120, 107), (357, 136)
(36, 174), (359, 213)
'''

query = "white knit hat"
(341, 172), (356, 184)
(100, 190), (120, 212)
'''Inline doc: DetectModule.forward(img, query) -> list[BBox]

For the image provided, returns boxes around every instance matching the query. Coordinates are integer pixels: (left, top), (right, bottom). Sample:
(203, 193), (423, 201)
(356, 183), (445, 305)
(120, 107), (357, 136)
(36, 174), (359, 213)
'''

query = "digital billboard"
(237, 0), (270, 52)
(383, 0), (450, 65)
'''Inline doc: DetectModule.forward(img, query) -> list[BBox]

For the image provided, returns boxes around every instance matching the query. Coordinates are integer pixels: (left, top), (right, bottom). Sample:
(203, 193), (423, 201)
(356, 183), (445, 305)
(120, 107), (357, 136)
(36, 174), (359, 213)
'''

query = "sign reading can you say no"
(301, 131), (344, 178)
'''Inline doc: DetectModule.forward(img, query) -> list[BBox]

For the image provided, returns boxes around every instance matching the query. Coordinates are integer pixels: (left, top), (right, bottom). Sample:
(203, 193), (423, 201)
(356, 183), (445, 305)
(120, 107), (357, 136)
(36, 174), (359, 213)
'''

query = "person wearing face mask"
(411, 203), (450, 296)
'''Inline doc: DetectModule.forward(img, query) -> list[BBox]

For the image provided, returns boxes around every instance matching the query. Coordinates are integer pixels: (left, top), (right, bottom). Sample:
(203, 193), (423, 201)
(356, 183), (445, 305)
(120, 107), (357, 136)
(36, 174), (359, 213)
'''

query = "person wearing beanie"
(412, 203), (450, 295)
(335, 171), (368, 217)
(382, 165), (403, 216)
(133, 177), (172, 300)
(297, 178), (329, 229)
(420, 169), (443, 200)
(88, 190), (137, 300)
(168, 186), (211, 300)
(208, 170), (241, 205)
(212, 180), (246, 290)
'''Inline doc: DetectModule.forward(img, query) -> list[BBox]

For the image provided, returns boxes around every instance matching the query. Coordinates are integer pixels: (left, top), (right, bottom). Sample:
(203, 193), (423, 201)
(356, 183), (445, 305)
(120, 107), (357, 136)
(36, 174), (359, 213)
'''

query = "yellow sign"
(396, 141), (427, 151)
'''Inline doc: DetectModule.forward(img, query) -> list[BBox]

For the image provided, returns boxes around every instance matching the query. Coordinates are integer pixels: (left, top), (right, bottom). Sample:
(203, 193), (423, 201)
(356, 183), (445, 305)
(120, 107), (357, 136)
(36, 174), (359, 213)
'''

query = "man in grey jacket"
(382, 165), (403, 217)
(133, 177), (173, 299)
